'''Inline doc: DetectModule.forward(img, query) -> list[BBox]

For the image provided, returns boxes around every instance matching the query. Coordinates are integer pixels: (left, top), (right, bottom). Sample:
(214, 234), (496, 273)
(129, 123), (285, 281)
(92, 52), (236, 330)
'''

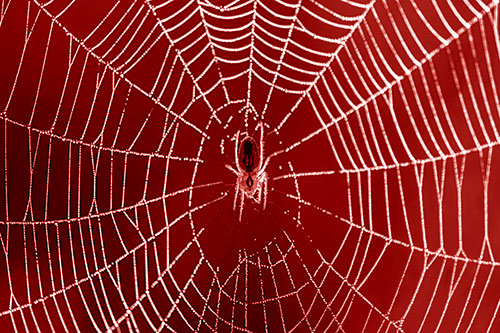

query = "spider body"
(241, 138), (258, 172)
(226, 125), (269, 221)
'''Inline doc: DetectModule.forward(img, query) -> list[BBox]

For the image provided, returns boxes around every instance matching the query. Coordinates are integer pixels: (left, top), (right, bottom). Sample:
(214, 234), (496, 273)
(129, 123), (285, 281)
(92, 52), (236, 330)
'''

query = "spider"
(226, 124), (270, 221)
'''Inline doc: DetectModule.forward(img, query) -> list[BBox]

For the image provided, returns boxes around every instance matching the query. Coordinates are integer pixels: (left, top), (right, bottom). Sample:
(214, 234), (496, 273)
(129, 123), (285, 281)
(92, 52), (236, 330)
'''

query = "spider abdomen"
(239, 137), (259, 173)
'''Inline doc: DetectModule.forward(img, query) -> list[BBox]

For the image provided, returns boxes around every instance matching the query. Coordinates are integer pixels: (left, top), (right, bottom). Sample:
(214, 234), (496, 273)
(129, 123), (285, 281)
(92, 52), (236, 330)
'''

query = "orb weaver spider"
(225, 124), (270, 221)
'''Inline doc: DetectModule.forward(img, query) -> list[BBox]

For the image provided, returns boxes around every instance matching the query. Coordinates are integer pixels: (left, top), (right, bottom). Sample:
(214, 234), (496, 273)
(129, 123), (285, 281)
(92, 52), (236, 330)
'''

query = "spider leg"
(263, 173), (268, 209)
(257, 156), (271, 177)
(256, 182), (262, 204)
(233, 182), (240, 211)
(239, 189), (245, 222)
(258, 122), (264, 170)
(226, 164), (239, 175)
(234, 130), (240, 165)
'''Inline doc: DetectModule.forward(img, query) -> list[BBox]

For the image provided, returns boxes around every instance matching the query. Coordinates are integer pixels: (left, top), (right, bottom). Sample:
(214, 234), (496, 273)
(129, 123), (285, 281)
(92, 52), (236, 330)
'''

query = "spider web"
(1, 0), (500, 331)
